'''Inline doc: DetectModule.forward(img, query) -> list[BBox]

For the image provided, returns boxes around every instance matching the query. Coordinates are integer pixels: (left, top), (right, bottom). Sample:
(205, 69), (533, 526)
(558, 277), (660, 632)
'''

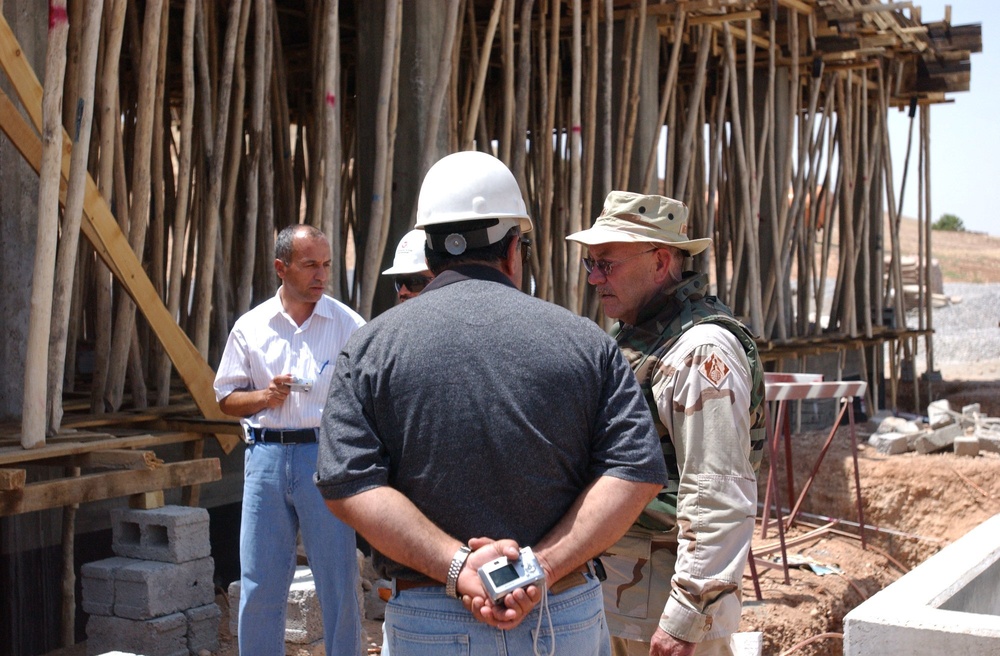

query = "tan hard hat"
(566, 191), (712, 255)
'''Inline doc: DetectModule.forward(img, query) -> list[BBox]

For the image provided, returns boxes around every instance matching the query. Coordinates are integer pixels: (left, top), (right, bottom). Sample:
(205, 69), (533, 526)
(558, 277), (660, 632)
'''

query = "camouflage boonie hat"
(566, 191), (712, 255)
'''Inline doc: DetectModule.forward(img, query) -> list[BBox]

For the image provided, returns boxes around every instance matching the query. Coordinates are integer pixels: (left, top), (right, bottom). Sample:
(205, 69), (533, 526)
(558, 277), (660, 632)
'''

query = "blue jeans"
(382, 576), (610, 656)
(238, 442), (361, 655)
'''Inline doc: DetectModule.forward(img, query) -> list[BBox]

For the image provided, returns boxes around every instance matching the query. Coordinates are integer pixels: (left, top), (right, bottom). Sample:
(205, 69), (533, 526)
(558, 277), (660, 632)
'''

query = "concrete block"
(866, 410), (895, 432)
(111, 505), (211, 563)
(186, 602), (221, 655)
(868, 432), (910, 455)
(286, 567), (324, 644)
(732, 631), (763, 656)
(227, 579), (240, 638)
(114, 557), (215, 620)
(954, 436), (981, 457)
(977, 432), (1000, 454)
(87, 612), (188, 656)
(913, 422), (963, 454)
(81, 557), (134, 616)
(927, 399), (952, 426)
(962, 403), (981, 417)
(286, 640), (325, 656)
(876, 416), (922, 435)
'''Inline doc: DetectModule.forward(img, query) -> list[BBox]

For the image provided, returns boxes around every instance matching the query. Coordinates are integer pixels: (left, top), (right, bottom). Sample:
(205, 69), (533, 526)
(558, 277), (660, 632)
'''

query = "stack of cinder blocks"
(82, 505), (219, 656)
(228, 566), (327, 656)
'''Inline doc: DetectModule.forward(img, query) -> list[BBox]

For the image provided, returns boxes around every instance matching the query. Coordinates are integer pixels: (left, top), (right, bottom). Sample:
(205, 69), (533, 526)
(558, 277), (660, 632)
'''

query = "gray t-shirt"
(316, 265), (666, 580)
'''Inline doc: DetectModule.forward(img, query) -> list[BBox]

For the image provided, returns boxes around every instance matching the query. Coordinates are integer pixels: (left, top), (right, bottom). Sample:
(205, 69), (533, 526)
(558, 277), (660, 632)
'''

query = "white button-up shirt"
(214, 289), (365, 434)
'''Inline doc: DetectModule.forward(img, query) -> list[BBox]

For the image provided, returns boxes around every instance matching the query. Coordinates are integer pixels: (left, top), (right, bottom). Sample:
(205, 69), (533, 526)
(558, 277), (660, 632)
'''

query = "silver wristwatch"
(446, 545), (472, 598)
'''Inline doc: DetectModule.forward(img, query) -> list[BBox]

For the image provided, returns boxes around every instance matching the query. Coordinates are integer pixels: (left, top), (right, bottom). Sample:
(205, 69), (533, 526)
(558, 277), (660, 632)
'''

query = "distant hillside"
(895, 215), (1000, 283)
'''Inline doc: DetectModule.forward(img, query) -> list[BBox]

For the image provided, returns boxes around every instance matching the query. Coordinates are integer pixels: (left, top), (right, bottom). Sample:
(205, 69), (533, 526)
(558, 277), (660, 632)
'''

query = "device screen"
(489, 563), (521, 587)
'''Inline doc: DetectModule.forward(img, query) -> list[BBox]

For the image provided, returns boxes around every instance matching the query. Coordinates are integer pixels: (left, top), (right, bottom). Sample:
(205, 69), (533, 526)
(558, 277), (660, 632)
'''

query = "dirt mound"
(742, 424), (1000, 656)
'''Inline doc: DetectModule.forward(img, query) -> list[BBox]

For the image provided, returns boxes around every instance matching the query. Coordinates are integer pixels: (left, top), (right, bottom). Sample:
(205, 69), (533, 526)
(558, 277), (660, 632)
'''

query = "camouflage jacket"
(607, 271), (764, 643)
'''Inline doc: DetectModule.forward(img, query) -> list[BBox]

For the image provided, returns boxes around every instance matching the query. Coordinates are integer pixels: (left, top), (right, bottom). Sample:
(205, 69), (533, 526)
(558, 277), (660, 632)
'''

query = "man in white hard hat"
(316, 152), (667, 655)
(567, 192), (766, 656)
(382, 228), (435, 303)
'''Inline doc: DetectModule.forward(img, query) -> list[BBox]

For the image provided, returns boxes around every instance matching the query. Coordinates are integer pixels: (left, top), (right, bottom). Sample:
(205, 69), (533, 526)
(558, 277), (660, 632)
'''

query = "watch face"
(488, 564), (521, 587)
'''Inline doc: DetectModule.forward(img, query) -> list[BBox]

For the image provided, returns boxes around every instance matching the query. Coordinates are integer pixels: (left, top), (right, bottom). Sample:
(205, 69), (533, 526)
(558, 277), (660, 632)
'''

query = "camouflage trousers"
(602, 528), (737, 656)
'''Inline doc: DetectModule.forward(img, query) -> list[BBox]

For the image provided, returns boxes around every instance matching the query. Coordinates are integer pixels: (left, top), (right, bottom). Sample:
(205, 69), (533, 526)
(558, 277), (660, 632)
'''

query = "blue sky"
(888, 1), (997, 235)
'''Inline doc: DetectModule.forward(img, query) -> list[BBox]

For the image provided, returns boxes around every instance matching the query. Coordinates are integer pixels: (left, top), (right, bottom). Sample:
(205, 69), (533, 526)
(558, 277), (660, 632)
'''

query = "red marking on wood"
(326, 92), (336, 108)
(49, 4), (69, 29)
(571, 125), (582, 133)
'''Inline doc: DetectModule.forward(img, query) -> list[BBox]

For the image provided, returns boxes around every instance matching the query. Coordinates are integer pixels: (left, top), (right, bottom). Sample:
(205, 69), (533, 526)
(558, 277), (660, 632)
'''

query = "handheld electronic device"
(477, 546), (546, 602)
(288, 376), (314, 393)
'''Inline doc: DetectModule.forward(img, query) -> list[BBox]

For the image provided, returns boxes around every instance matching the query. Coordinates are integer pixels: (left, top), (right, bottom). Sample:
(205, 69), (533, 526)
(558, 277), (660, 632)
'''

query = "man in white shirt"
(215, 224), (365, 655)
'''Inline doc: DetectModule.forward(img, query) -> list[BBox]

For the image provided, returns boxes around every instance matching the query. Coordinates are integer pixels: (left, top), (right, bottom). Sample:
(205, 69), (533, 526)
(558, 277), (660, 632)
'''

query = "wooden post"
(22, 0), (70, 447)
(48, 0), (104, 432)
(359, 0), (402, 319)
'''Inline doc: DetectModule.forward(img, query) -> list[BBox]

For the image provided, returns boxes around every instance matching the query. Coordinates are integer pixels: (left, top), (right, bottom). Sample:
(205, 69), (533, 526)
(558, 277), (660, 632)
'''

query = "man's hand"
(261, 374), (294, 409)
(649, 627), (695, 656)
(458, 537), (542, 630)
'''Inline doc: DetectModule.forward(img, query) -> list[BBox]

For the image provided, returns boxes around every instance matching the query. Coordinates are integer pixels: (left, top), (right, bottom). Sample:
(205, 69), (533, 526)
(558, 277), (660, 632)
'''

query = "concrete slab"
(913, 422), (963, 454)
(844, 513), (1000, 655)
(868, 432), (910, 455)
(732, 631), (763, 656)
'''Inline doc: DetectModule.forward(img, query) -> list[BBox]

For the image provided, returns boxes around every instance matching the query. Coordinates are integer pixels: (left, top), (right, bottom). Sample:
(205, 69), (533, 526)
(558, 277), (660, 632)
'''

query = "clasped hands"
(455, 537), (549, 630)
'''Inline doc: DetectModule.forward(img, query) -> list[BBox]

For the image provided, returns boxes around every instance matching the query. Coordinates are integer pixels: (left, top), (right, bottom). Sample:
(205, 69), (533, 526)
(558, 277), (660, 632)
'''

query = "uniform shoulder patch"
(698, 352), (730, 388)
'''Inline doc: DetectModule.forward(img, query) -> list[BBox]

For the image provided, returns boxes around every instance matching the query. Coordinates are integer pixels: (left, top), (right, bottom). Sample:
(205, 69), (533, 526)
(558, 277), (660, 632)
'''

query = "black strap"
(249, 427), (318, 444)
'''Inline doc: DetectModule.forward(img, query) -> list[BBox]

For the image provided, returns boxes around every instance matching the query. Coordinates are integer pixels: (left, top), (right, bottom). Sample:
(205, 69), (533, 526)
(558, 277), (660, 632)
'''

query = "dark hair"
(424, 227), (518, 275)
(275, 224), (325, 263)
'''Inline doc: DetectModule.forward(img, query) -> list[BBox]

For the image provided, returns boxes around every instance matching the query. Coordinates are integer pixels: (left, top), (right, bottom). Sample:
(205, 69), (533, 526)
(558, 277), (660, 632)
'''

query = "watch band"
(446, 545), (472, 598)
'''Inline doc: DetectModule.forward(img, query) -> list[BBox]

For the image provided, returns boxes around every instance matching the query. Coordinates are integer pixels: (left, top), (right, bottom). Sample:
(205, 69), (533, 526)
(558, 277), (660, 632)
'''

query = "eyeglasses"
(582, 248), (657, 277)
(393, 275), (432, 294)
(519, 236), (532, 262)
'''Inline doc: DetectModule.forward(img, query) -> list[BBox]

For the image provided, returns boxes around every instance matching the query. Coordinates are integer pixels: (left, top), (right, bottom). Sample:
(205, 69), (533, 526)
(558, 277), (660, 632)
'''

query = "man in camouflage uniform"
(567, 191), (765, 656)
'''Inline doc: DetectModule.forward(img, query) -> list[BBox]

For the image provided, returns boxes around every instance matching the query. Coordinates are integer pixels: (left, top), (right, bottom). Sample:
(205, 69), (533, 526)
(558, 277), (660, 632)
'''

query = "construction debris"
(867, 400), (1000, 457)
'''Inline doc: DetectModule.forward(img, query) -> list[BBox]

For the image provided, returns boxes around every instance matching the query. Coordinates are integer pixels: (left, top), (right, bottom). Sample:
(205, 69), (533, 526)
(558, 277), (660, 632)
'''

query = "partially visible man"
(215, 224), (364, 656)
(316, 152), (667, 656)
(382, 228), (435, 303)
(567, 192), (766, 656)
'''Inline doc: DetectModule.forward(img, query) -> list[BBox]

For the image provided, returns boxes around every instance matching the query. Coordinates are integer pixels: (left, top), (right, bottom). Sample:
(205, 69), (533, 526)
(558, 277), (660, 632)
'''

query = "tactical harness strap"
(615, 273), (766, 532)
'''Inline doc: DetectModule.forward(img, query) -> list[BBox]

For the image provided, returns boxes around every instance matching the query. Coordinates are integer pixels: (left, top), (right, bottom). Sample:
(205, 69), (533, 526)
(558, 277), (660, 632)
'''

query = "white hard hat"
(382, 229), (430, 275)
(415, 151), (532, 255)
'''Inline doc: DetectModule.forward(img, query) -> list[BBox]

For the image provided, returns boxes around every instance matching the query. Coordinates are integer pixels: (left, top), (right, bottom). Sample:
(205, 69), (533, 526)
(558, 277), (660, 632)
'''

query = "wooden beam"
(854, 2), (913, 15)
(0, 15), (237, 454)
(0, 469), (26, 491)
(0, 432), (206, 467)
(776, 0), (813, 15)
(79, 450), (163, 470)
(0, 458), (221, 516)
(728, 23), (770, 49)
(688, 10), (760, 26)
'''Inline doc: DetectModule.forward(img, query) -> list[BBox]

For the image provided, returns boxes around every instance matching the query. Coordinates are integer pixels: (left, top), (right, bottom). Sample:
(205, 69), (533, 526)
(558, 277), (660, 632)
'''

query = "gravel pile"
(907, 282), (1000, 365)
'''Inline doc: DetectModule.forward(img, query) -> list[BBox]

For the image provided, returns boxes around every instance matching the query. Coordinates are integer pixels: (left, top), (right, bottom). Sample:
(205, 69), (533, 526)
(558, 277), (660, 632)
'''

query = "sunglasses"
(581, 248), (657, 277)
(519, 236), (532, 262)
(393, 275), (432, 294)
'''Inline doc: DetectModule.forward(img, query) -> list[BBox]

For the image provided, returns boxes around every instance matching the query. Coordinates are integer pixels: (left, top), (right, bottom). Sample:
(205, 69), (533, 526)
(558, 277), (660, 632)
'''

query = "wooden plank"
(31, 449), (162, 470)
(776, 0), (813, 15)
(0, 469), (26, 491)
(0, 15), (237, 454)
(688, 10), (760, 26)
(0, 432), (206, 467)
(0, 458), (222, 516)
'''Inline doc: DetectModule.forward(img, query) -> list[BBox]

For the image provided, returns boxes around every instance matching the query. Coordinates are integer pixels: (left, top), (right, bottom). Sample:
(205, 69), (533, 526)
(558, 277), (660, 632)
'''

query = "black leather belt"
(249, 427), (318, 444)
